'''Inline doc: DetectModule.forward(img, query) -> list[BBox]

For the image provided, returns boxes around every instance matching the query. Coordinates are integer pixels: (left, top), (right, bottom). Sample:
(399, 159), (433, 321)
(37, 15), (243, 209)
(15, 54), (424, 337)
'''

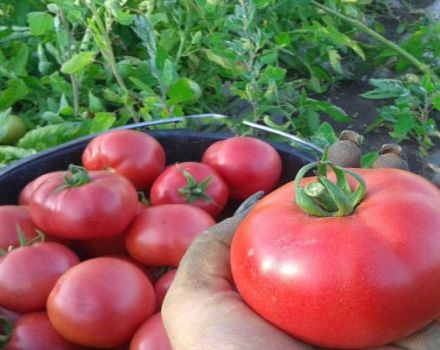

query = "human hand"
(161, 194), (439, 350)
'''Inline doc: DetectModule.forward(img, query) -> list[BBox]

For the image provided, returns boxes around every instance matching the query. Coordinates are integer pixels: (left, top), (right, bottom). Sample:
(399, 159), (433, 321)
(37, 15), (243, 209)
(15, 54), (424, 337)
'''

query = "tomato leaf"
(168, 78), (202, 103)
(61, 52), (96, 74)
(27, 12), (54, 36)
(90, 112), (116, 134)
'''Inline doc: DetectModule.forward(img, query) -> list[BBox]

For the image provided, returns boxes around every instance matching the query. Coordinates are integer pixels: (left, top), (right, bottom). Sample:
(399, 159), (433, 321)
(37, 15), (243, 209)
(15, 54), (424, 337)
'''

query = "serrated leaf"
(17, 122), (88, 151)
(27, 12), (54, 36)
(0, 146), (37, 167)
(90, 112), (116, 134)
(361, 79), (407, 99)
(168, 78), (202, 103)
(327, 48), (343, 74)
(309, 100), (351, 122)
(262, 66), (286, 82)
(393, 113), (417, 138)
(61, 51), (96, 74)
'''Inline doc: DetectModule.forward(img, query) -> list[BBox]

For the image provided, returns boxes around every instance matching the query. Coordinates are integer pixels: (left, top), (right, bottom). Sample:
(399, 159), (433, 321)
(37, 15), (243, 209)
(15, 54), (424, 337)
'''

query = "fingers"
(394, 321), (440, 350)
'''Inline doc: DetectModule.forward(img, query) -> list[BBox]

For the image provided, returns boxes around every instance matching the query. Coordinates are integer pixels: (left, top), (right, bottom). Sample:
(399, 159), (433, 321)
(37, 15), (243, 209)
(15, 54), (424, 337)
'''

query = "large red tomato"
(125, 204), (215, 267)
(29, 167), (138, 239)
(202, 136), (282, 200)
(3, 312), (84, 350)
(154, 269), (177, 310)
(47, 257), (156, 348)
(18, 171), (64, 205)
(150, 162), (229, 217)
(0, 206), (39, 250)
(82, 129), (166, 190)
(231, 167), (440, 348)
(129, 313), (172, 350)
(0, 242), (79, 313)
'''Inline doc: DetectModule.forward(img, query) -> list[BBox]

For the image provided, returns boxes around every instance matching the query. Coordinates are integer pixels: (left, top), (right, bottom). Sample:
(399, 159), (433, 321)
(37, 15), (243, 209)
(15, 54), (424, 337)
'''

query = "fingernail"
(234, 191), (264, 216)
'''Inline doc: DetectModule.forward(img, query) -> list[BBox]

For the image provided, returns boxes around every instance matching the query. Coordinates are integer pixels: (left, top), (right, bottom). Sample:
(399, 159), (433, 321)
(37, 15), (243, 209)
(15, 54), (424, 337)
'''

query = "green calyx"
(177, 166), (214, 204)
(0, 316), (13, 346)
(57, 165), (91, 192)
(294, 150), (366, 217)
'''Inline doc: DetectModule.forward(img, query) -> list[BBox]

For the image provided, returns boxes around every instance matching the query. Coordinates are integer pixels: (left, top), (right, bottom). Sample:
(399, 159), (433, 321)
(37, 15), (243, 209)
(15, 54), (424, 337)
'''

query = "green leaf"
(27, 12), (54, 36)
(17, 122), (88, 151)
(61, 51), (96, 74)
(327, 48), (343, 74)
(309, 100), (351, 123)
(262, 66), (286, 82)
(88, 91), (104, 113)
(161, 59), (177, 87)
(311, 122), (338, 146)
(0, 108), (12, 141)
(361, 79), (407, 99)
(392, 112), (417, 138)
(10, 42), (29, 76)
(204, 50), (236, 71)
(0, 146), (37, 167)
(275, 32), (290, 46)
(433, 94), (440, 111)
(168, 78), (202, 103)
(90, 113), (116, 134)
(360, 151), (379, 168)
(0, 79), (31, 110)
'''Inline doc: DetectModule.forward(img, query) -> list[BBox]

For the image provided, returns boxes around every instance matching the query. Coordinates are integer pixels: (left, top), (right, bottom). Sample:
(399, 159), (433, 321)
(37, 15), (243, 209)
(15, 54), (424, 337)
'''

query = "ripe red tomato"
(129, 313), (172, 350)
(0, 206), (39, 250)
(0, 242), (79, 313)
(154, 269), (176, 310)
(125, 204), (215, 267)
(3, 312), (85, 350)
(150, 162), (229, 217)
(18, 171), (64, 205)
(231, 168), (440, 348)
(29, 168), (138, 239)
(47, 257), (156, 348)
(202, 136), (282, 200)
(82, 130), (166, 190)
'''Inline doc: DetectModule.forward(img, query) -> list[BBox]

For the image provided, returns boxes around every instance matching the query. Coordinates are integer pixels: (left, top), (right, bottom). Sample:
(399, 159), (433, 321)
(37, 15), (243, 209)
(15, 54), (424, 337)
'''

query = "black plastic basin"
(0, 128), (316, 205)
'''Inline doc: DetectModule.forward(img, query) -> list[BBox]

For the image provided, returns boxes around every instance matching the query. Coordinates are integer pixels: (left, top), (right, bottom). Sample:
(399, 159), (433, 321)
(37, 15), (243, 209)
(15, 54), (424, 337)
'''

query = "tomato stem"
(294, 150), (366, 217)
(177, 165), (215, 204)
(57, 165), (91, 191)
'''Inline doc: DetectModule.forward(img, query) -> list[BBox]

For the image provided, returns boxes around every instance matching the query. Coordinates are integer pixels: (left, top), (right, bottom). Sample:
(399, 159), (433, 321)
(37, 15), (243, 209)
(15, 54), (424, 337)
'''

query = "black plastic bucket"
(0, 128), (316, 205)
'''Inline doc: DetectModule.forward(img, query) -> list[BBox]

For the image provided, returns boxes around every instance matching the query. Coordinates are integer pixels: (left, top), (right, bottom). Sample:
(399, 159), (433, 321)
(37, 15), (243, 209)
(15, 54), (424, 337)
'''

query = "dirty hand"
(162, 193), (440, 350)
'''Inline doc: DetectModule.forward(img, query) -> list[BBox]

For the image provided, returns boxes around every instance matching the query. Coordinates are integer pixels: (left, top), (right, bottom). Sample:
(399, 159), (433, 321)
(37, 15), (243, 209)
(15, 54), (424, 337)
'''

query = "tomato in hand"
(82, 129), (166, 190)
(3, 312), (84, 350)
(202, 136), (282, 200)
(150, 162), (228, 217)
(125, 204), (215, 267)
(129, 313), (172, 350)
(0, 242), (79, 313)
(0, 206), (39, 250)
(231, 164), (440, 348)
(47, 257), (156, 348)
(154, 269), (177, 310)
(29, 166), (138, 240)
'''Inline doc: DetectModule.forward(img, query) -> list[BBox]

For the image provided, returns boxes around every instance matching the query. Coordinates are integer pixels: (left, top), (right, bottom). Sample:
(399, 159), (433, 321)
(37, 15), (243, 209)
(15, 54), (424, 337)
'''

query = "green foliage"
(0, 0), (438, 167)
(362, 76), (440, 155)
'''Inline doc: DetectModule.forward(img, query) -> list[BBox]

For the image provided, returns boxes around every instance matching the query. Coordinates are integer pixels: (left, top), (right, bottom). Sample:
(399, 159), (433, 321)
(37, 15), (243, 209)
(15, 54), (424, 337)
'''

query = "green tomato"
(0, 115), (27, 145)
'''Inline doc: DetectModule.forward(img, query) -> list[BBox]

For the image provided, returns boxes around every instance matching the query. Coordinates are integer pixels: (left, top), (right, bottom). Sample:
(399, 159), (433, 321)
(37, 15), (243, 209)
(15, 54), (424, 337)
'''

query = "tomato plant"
(47, 257), (156, 348)
(231, 161), (440, 348)
(29, 166), (138, 239)
(0, 242), (79, 313)
(125, 204), (215, 267)
(82, 130), (166, 190)
(154, 269), (176, 310)
(0, 206), (39, 250)
(129, 313), (172, 350)
(150, 162), (229, 217)
(2, 312), (84, 350)
(202, 136), (282, 200)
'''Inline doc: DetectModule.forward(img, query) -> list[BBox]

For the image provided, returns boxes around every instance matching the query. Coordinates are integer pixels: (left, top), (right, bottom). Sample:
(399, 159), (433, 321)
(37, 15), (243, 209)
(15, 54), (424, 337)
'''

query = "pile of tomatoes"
(0, 129), (283, 350)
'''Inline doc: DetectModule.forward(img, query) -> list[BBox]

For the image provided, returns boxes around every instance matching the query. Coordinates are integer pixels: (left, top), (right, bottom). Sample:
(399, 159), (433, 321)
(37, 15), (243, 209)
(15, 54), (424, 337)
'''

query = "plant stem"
(311, 1), (440, 83)
(59, 10), (80, 116)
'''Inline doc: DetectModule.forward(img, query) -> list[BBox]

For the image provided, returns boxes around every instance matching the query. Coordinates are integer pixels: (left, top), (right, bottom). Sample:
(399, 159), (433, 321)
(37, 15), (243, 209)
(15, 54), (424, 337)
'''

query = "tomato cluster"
(0, 129), (282, 349)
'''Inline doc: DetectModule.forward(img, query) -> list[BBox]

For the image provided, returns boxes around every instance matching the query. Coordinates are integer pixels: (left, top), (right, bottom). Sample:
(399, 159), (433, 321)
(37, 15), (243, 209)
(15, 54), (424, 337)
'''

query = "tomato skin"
(47, 257), (156, 348)
(129, 313), (172, 350)
(125, 204), (216, 267)
(150, 162), (229, 217)
(18, 171), (64, 205)
(4, 312), (85, 350)
(202, 136), (282, 200)
(154, 269), (177, 310)
(231, 168), (440, 348)
(0, 206), (39, 250)
(0, 242), (79, 313)
(29, 170), (138, 240)
(82, 130), (166, 190)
